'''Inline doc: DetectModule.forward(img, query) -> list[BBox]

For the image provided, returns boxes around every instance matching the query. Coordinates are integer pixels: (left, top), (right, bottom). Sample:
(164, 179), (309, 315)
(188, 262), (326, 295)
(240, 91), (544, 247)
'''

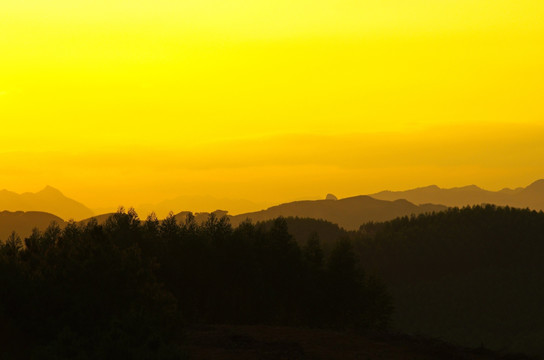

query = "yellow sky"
(0, 0), (543, 213)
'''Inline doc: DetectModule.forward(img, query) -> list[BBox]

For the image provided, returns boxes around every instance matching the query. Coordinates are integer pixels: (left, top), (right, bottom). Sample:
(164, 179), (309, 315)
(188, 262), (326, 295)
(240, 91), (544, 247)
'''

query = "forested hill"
(356, 205), (544, 356)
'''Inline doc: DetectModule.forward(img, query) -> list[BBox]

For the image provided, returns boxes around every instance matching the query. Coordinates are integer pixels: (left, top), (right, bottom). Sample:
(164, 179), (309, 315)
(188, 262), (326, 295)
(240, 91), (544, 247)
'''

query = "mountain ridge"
(370, 179), (544, 210)
(0, 186), (93, 221)
(2, 179), (544, 237)
(176, 195), (447, 230)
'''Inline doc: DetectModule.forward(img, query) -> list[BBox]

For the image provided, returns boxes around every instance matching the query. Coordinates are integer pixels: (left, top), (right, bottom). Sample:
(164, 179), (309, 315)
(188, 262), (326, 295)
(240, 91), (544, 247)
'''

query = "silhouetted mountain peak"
(524, 179), (544, 192)
(0, 186), (93, 221)
(37, 185), (64, 196)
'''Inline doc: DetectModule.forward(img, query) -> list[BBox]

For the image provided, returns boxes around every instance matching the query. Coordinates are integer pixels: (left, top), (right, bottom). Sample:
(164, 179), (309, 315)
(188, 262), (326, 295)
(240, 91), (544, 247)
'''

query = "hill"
(370, 179), (544, 210)
(0, 211), (65, 240)
(356, 205), (544, 356)
(0, 186), (93, 221)
(0, 211), (120, 242)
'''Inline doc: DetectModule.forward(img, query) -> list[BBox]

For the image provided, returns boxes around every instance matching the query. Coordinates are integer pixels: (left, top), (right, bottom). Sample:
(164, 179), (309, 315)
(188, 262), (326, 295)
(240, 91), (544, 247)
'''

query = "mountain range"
(371, 179), (544, 210)
(0, 186), (94, 221)
(227, 196), (446, 230)
(1, 180), (544, 239)
(173, 197), (446, 231)
(0, 196), (445, 239)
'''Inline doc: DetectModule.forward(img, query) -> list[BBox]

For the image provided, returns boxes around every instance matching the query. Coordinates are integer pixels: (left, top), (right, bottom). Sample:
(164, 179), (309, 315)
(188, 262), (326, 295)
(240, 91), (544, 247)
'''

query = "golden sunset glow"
(1, 1), (543, 213)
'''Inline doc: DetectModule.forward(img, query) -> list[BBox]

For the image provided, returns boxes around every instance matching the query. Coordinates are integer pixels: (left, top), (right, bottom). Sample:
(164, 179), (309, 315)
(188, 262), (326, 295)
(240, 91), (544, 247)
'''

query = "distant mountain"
(6, 179), (542, 236)
(370, 180), (544, 210)
(370, 179), (544, 210)
(0, 186), (93, 221)
(178, 196), (446, 230)
(0, 211), (65, 240)
(513, 179), (544, 210)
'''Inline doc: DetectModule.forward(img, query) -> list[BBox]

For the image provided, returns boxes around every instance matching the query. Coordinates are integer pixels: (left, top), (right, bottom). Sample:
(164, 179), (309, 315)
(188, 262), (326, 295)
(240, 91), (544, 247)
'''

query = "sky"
(1, 0), (543, 213)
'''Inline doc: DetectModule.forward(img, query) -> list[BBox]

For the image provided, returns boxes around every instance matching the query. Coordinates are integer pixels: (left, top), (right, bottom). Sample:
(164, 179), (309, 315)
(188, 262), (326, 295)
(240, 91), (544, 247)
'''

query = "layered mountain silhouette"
(370, 179), (544, 210)
(2, 180), (543, 238)
(0, 196), (445, 241)
(229, 196), (446, 230)
(170, 180), (544, 229)
(0, 186), (93, 221)
(176, 196), (446, 230)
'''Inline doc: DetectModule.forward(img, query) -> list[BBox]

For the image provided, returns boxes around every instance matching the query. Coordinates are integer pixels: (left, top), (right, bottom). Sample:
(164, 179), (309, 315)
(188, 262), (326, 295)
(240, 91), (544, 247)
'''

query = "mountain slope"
(0, 186), (93, 221)
(370, 179), (544, 210)
(0, 211), (135, 242)
(185, 325), (523, 360)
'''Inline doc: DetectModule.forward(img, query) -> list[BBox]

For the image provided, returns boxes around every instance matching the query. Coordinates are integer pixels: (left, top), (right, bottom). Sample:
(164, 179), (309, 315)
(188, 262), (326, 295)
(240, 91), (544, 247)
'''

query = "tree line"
(0, 209), (392, 359)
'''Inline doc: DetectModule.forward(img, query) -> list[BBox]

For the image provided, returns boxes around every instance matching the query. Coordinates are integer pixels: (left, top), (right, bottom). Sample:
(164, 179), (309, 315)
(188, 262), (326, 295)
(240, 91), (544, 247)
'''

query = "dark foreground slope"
(356, 205), (544, 356)
(3, 207), (543, 358)
(184, 325), (532, 360)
